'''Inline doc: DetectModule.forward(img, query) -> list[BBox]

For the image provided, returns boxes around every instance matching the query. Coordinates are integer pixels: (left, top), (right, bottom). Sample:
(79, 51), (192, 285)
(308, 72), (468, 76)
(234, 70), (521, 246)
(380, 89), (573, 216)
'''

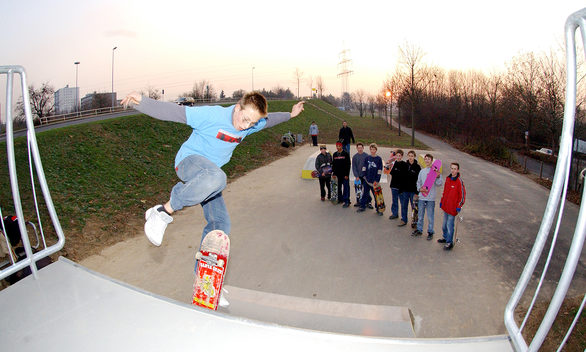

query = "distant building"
(54, 85), (79, 114)
(80, 92), (116, 111)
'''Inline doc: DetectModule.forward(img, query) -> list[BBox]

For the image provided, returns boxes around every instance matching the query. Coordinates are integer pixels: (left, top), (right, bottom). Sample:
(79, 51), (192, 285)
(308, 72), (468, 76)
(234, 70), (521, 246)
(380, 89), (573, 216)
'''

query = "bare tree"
(367, 95), (376, 118)
(141, 86), (161, 100)
(316, 76), (325, 98)
(293, 68), (304, 99)
(16, 82), (55, 124)
(184, 80), (216, 102)
(398, 42), (426, 146)
(352, 90), (367, 117)
(538, 50), (565, 153)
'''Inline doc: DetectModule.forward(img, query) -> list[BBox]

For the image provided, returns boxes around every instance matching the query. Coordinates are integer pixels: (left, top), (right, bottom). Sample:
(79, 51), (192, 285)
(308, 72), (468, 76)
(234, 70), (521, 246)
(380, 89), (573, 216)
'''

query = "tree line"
(381, 43), (586, 154)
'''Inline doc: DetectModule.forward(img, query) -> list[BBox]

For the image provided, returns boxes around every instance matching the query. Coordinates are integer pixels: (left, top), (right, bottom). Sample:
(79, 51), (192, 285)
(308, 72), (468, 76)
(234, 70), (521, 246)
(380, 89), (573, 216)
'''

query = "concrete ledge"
(221, 285), (415, 337)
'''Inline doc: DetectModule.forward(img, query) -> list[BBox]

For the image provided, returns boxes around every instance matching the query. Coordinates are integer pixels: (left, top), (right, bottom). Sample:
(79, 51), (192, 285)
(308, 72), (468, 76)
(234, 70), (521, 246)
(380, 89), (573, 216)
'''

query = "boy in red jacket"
(438, 163), (466, 250)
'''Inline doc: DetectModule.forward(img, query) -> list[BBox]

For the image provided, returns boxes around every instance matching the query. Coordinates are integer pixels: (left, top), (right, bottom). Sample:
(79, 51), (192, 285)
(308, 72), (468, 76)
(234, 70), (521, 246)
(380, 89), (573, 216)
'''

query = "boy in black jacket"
(332, 141), (352, 207)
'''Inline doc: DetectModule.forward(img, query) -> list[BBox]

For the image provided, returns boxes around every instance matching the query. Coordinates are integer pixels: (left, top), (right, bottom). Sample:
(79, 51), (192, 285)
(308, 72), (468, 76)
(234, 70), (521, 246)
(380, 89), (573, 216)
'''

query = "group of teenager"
(315, 143), (466, 250)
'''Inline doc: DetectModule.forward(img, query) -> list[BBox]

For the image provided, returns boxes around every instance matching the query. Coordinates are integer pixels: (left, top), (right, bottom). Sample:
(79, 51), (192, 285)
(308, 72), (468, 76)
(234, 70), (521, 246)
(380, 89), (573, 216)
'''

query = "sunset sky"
(1, 0), (584, 104)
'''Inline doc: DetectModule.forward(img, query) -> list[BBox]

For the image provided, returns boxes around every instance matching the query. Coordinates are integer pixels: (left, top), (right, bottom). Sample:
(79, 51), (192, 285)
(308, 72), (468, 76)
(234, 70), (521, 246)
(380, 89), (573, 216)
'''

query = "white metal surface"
(0, 258), (512, 352)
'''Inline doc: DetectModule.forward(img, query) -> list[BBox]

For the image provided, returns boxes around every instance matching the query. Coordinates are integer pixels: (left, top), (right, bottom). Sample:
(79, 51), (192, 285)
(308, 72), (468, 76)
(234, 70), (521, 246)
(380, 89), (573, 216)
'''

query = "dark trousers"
(319, 176), (331, 198)
(337, 176), (350, 204)
(311, 135), (318, 146)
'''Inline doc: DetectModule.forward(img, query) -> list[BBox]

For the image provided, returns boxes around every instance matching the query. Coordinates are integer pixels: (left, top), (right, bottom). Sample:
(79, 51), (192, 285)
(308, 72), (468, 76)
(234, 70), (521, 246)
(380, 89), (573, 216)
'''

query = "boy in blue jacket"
(357, 143), (383, 215)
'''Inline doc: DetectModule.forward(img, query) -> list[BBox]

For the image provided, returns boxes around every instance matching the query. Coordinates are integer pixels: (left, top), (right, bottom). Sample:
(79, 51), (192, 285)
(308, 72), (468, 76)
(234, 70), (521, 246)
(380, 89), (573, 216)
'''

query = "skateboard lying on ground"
(354, 179), (363, 204)
(330, 175), (338, 203)
(373, 183), (385, 213)
(420, 159), (442, 197)
(192, 229), (230, 310)
(411, 194), (419, 228)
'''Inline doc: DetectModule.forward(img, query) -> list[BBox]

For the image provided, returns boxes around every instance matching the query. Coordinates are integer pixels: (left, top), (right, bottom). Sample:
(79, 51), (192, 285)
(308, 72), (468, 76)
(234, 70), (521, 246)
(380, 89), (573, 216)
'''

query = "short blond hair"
(369, 143), (378, 150)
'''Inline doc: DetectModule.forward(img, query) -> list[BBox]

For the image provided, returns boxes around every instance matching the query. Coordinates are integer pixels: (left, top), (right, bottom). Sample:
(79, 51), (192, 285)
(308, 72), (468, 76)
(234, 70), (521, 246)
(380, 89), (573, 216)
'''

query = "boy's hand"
(290, 101), (305, 118)
(121, 92), (142, 109)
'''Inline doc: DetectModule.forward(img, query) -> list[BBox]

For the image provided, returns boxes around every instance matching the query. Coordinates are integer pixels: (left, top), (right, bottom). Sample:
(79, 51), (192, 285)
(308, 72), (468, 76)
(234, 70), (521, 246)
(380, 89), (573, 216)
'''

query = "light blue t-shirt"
(175, 105), (266, 167)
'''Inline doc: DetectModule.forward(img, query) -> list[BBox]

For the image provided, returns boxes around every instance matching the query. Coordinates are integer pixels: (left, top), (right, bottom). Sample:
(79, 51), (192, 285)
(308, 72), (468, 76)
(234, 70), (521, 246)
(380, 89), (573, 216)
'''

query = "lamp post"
(252, 66), (255, 92)
(385, 91), (391, 126)
(74, 61), (80, 113)
(112, 46), (117, 108)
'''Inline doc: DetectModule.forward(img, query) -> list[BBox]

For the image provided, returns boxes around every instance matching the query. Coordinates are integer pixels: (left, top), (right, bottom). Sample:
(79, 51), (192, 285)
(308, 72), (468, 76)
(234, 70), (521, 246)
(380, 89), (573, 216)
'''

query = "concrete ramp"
(0, 258), (513, 351)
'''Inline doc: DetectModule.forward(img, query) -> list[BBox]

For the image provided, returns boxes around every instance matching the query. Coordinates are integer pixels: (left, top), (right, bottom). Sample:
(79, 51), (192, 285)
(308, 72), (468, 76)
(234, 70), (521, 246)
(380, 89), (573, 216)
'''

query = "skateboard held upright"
(373, 183), (385, 213)
(420, 159), (442, 197)
(192, 229), (230, 310)
(411, 194), (419, 228)
(354, 179), (363, 205)
(330, 175), (338, 203)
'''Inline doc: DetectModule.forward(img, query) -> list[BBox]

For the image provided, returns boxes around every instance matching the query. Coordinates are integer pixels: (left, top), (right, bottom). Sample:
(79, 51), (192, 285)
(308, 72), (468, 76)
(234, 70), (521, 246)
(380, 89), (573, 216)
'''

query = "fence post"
(540, 161), (544, 179)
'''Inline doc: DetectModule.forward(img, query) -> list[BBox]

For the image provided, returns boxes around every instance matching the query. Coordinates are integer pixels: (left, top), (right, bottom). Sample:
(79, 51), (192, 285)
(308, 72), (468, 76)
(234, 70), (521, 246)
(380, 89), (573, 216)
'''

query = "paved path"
(81, 128), (585, 338)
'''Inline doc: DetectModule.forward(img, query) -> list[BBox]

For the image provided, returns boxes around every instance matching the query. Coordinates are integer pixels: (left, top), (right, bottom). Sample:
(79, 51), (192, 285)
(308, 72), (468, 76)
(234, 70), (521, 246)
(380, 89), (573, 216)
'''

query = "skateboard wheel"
(217, 259), (225, 267)
(195, 252), (202, 260)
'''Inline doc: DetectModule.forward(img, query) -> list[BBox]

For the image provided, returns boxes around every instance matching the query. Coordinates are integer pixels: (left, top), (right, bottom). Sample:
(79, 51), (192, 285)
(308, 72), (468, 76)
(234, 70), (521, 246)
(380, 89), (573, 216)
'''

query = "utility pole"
(337, 46), (353, 109)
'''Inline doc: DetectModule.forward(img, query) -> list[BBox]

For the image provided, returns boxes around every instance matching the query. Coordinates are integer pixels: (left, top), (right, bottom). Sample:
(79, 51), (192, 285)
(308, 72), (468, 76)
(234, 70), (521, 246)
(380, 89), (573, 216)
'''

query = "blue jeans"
(170, 154), (230, 240)
(343, 144), (350, 154)
(417, 200), (435, 234)
(442, 212), (456, 244)
(391, 188), (400, 217)
(399, 192), (413, 223)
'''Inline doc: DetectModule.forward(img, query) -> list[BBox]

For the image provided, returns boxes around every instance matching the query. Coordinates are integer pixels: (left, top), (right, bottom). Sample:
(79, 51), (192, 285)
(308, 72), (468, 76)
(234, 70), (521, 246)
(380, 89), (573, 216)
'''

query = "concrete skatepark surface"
(81, 128), (585, 338)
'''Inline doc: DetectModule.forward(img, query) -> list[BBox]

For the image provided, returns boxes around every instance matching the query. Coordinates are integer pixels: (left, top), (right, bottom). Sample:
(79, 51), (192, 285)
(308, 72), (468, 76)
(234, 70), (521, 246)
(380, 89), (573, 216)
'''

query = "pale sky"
(1, 0), (584, 103)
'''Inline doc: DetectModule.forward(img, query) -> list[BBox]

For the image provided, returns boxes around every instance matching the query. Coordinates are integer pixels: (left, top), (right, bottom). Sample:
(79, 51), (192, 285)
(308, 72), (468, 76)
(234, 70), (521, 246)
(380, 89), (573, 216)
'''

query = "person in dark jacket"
(439, 162), (466, 250)
(387, 149), (408, 225)
(332, 141), (351, 207)
(402, 150), (421, 228)
(315, 145), (333, 201)
(338, 121), (355, 154)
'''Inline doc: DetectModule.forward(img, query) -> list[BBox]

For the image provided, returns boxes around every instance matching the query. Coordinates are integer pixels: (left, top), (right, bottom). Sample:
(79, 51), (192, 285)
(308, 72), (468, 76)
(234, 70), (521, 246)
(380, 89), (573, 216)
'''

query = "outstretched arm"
(264, 101), (305, 129)
(121, 92), (187, 124)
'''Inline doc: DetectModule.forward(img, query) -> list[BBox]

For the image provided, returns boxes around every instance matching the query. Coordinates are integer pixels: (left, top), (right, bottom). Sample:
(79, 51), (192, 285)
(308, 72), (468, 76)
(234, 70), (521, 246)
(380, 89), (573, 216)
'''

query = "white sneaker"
(144, 205), (173, 246)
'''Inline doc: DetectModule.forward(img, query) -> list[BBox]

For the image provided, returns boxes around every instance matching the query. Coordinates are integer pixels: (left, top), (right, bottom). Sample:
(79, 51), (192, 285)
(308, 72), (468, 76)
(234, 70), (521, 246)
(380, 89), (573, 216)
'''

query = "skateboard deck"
(453, 212), (464, 245)
(354, 179), (363, 204)
(411, 194), (419, 228)
(192, 230), (230, 310)
(330, 176), (338, 203)
(311, 170), (319, 178)
(373, 184), (385, 213)
(420, 159), (442, 197)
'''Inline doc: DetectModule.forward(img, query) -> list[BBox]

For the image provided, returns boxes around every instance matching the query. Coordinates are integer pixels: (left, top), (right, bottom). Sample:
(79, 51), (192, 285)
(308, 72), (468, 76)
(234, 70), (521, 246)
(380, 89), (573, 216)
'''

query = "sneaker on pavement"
(357, 207), (366, 213)
(144, 205), (173, 246)
(411, 230), (422, 236)
(437, 238), (447, 243)
(444, 242), (454, 250)
(389, 215), (398, 220)
(398, 221), (407, 227)
(367, 204), (374, 209)
(427, 233), (434, 241)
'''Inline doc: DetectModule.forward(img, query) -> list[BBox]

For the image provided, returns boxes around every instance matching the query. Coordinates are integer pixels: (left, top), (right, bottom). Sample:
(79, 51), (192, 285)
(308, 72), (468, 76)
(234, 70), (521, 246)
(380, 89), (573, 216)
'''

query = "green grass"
(0, 99), (426, 260)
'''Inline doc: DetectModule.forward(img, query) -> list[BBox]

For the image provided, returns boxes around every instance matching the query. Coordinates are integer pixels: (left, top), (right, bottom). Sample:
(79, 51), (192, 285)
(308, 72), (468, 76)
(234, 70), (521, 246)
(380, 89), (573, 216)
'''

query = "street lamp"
(252, 66), (255, 92)
(112, 46), (117, 108)
(74, 61), (80, 113)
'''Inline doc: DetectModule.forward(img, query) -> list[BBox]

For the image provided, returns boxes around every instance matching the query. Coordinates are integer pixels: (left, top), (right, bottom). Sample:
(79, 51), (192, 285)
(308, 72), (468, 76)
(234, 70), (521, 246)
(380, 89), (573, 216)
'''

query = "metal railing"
(0, 65), (65, 281)
(504, 7), (586, 351)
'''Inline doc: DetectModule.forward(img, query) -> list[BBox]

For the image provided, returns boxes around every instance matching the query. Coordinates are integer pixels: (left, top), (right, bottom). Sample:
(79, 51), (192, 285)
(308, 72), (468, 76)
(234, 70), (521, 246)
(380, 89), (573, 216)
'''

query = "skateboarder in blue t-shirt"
(121, 92), (305, 247)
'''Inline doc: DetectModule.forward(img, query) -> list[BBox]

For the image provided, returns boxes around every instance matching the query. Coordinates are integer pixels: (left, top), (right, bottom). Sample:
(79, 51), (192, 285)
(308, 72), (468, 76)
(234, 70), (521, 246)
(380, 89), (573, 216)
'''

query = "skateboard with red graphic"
(420, 159), (442, 197)
(192, 230), (230, 310)
(373, 183), (385, 213)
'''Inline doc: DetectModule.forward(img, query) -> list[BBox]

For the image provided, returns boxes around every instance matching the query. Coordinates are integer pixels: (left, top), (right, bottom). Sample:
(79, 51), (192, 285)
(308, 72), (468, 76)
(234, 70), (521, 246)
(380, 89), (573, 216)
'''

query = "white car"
(536, 148), (553, 155)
